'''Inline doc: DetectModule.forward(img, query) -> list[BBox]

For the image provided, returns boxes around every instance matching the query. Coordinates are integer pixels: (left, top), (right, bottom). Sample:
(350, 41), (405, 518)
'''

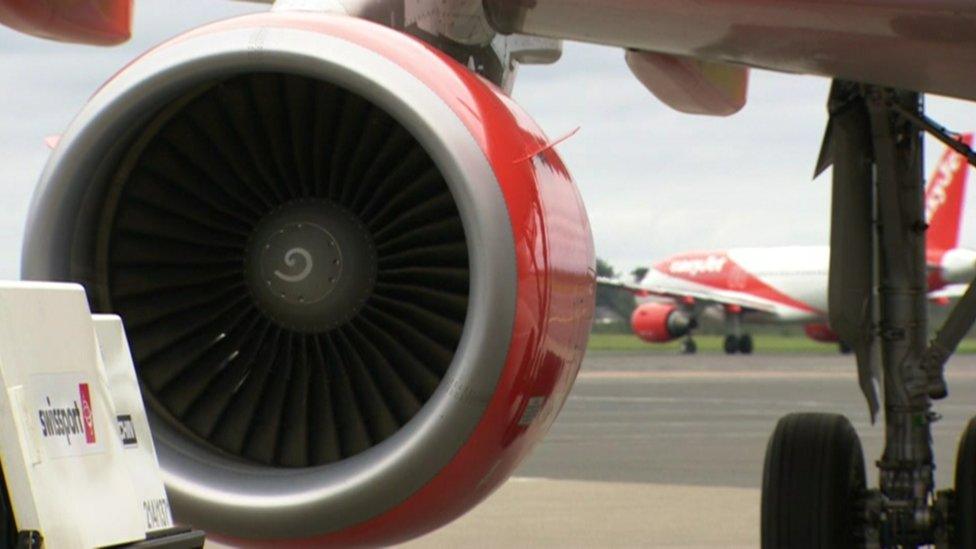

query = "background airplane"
(605, 135), (976, 354)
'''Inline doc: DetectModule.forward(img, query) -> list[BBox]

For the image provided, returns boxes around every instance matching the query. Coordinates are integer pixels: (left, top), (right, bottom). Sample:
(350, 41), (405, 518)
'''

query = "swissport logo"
(926, 153), (963, 223)
(38, 383), (96, 445)
(668, 255), (728, 277)
(32, 374), (105, 458)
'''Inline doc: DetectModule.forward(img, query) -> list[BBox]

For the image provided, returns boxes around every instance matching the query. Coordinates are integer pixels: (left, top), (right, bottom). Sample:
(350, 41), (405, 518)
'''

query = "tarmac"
(403, 351), (976, 547)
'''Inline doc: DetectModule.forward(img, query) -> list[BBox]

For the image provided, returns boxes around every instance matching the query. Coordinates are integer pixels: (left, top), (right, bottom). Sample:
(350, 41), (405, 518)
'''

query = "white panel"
(0, 282), (144, 548)
(93, 315), (174, 534)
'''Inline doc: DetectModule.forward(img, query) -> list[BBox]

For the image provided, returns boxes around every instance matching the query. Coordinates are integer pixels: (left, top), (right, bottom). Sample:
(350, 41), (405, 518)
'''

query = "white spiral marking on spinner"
(275, 247), (314, 283)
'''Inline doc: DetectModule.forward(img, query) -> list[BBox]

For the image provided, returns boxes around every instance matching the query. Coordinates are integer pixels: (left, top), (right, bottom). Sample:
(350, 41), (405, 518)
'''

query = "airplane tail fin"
(925, 133), (972, 253)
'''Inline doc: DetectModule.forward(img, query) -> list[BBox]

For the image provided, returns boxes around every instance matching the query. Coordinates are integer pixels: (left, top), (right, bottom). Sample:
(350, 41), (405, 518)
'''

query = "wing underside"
(6, 0), (975, 109)
(483, 0), (976, 103)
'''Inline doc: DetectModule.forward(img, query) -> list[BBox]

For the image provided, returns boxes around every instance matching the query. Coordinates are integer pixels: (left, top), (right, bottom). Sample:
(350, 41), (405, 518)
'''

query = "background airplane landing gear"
(954, 417), (976, 547)
(681, 337), (697, 355)
(723, 335), (738, 355)
(723, 334), (753, 354)
(761, 413), (866, 548)
(723, 308), (748, 355)
(738, 334), (753, 354)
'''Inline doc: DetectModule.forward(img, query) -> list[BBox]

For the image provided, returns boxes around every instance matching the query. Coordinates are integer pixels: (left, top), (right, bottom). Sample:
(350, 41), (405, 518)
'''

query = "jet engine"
(630, 303), (695, 343)
(21, 12), (595, 546)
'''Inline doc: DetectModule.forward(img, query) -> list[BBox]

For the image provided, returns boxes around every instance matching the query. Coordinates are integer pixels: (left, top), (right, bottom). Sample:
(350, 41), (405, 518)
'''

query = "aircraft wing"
(0, 1), (972, 116)
(6, 1), (976, 112)
(597, 277), (778, 315)
(482, 0), (976, 113)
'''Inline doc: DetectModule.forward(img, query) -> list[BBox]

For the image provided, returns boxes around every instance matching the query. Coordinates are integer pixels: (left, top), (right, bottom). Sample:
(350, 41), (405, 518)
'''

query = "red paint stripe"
(78, 383), (96, 444)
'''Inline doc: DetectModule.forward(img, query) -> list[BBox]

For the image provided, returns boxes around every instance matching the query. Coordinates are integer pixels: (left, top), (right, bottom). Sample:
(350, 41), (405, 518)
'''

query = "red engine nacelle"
(804, 323), (841, 343)
(21, 12), (594, 546)
(0, 0), (132, 45)
(630, 303), (695, 343)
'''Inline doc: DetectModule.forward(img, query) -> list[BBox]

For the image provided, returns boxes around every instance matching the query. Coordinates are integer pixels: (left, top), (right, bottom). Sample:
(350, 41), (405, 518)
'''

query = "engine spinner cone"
(245, 199), (376, 333)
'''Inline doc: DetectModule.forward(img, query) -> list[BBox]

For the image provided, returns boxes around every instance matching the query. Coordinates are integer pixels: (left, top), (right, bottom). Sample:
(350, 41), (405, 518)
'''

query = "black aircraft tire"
(761, 413), (866, 549)
(955, 417), (976, 548)
(0, 458), (16, 549)
(739, 334), (754, 355)
(681, 339), (697, 355)
(724, 335), (739, 355)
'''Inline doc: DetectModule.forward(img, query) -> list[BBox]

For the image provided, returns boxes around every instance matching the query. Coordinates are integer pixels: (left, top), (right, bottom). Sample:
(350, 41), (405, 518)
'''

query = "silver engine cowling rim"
(21, 21), (517, 539)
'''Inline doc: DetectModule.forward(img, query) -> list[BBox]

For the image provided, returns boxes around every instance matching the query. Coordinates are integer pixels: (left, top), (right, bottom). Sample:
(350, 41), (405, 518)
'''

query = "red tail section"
(925, 134), (972, 253)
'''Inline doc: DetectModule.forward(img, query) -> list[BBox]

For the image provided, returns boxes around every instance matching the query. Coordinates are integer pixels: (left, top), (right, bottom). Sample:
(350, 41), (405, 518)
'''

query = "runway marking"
(577, 369), (858, 381)
(577, 369), (976, 381)
(543, 432), (773, 441)
(569, 395), (829, 407)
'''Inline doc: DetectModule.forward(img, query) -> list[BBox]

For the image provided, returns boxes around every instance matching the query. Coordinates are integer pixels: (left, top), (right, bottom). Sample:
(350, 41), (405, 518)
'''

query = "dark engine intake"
(104, 71), (466, 468)
(21, 13), (594, 546)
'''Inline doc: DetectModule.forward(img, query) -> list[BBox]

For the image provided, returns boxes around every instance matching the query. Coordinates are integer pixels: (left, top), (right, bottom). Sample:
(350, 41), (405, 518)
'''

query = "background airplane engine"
(20, 13), (595, 546)
(630, 303), (695, 343)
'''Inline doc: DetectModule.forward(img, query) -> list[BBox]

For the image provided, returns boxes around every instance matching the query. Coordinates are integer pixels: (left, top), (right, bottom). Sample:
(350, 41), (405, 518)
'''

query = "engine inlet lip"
(23, 19), (519, 539)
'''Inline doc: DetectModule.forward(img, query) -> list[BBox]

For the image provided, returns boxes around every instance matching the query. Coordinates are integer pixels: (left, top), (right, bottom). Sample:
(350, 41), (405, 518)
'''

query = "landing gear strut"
(680, 336), (697, 355)
(723, 309), (753, 354)
(762, 81), (976, 547)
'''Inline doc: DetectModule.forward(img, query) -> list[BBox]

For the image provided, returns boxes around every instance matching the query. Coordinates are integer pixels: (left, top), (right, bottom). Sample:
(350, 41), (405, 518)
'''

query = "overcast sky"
(2, 2), (976, 281)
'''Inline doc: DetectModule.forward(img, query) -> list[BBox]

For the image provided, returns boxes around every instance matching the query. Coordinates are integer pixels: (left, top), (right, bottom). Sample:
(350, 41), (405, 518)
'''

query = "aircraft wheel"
(761, 413), (866, 549)
(723, 335), (739, 354)
(839, 341), (853, 355)
(681, 339), (697, 355)
(738, 334), (754, 355)
(954, 417), (976, 548)
(0, 459), (16, 548)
